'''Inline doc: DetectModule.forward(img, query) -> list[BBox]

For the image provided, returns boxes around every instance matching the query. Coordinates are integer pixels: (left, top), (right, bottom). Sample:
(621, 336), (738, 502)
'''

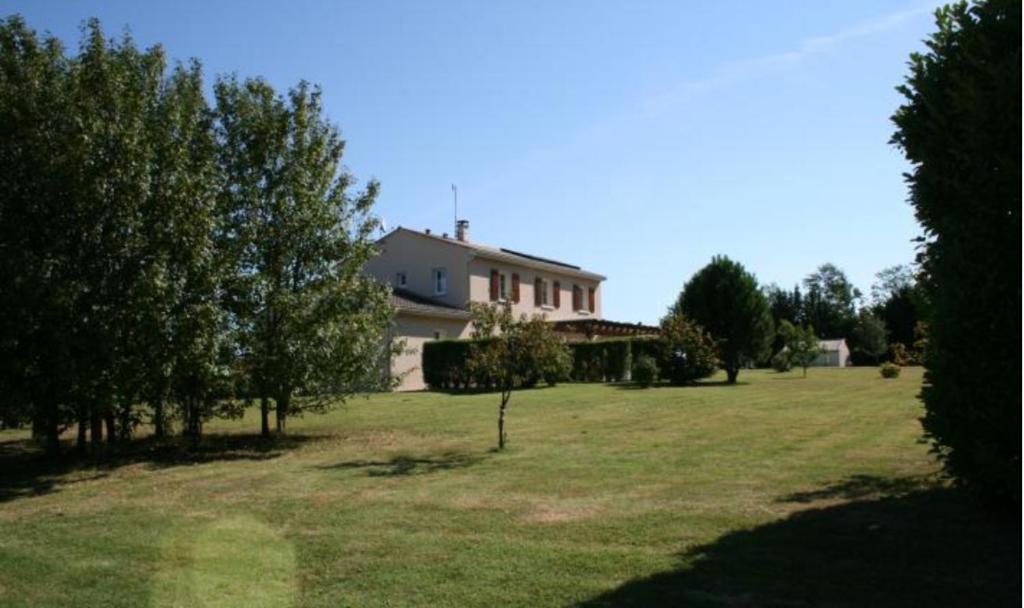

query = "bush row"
(424, 336), (715, 390)
(422, 339), (496, 390)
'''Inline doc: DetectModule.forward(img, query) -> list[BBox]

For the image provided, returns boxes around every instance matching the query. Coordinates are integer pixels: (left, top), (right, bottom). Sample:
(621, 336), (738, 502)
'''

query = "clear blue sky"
(3, 1), (940, 324)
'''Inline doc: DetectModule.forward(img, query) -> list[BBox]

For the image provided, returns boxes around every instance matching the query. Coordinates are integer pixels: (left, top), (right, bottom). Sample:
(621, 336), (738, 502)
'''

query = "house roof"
(378, 227), (606, 281)
(550, 318), (660, 337)
(390, 287), (471, 319)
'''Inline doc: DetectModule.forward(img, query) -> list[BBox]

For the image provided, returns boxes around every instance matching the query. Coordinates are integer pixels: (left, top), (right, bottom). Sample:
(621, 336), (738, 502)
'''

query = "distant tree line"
(666, 255), (924, 383)
(0, 17), (395, 456)
(764, 263), (926, 366)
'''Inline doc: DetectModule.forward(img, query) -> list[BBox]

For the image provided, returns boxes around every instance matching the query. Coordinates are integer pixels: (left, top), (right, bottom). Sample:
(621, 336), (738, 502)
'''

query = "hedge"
(422, 339), (496, 390)
(571, 339), (637, 382)
(423, 336), (708, 390)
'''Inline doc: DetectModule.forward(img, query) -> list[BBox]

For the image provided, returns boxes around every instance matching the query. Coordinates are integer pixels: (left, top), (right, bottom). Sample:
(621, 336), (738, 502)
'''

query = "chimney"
(455, 219), (469, 242)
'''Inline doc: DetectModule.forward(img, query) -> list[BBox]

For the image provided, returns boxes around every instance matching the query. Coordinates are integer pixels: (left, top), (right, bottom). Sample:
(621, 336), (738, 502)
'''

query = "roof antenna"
(451, 183), (458, 228)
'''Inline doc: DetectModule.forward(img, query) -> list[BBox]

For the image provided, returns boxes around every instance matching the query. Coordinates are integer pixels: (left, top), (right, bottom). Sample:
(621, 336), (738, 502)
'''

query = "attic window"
(432, 268), (447, 295)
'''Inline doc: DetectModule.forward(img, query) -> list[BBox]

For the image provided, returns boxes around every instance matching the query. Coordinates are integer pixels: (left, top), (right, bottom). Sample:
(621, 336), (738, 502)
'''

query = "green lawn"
(0, 368), (1016, 607)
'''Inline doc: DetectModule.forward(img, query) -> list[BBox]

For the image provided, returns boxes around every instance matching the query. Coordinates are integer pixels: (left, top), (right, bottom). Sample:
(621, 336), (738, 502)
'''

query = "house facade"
(365, 221), (637, 390)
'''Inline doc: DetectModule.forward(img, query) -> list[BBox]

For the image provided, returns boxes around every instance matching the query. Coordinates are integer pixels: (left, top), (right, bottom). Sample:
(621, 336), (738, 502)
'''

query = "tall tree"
(892, 0), (1020, 504)
(802, 263), (861, 339)
(764, 283), (804, 357)
(851, 310), (888, 364)
(869, 266), (924, 355)
(215, 77), (393, 435)
(674, 256), (773, 383)
(870, 265), (915, 307)
(148, 61), (234, 441)
(0, 17), (76, 454)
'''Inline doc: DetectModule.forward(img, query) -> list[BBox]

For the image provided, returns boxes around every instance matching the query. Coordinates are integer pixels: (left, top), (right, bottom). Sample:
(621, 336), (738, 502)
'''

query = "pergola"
(550, 318), (660, 341)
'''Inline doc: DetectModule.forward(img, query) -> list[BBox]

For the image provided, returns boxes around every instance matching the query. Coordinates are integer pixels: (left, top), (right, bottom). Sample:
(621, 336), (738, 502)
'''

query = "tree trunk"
(183, 397), (202, 445)
(497, 391), (510, 450)
(104, 409), (116, 446)
(260, 395), (271, 438)
(275, 393), (288, 434)
(76, 407), (88, 452)
(90, 407), (103, 451)
(43, 412), (60, 458)
(726, 367), (739, 383)
(35, 401), (61, 457)
(153, 400), (166, 439)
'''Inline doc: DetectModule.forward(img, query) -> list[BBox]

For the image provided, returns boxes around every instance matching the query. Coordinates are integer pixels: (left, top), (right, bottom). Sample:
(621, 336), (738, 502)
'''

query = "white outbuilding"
(814, 339), (851, 367)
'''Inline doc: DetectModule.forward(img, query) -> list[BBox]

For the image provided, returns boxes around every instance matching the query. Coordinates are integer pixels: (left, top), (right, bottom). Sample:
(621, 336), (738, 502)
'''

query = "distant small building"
(814, 339), (851, 367)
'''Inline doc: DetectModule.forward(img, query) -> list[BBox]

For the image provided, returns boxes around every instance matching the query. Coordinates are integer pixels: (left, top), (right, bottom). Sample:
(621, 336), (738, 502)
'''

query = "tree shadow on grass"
(575, 479), (1019, 608)
(316, 451), (484, 477)
(612, 380), (751, 391)
(776, 474), (939, 504)
(0, 432), (322, 504)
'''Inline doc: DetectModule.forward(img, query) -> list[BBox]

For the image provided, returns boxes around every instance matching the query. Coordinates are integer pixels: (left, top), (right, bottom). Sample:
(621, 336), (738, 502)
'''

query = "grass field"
(0, 367), (1017, 607)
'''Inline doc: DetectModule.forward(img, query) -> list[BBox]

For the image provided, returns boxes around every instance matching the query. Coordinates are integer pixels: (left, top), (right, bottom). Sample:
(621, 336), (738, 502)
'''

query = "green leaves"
(891, 0), (1021, 505)
(0, 17), (394, 446)
(674, 255), (773, 383)
(214, 75), (394, 424)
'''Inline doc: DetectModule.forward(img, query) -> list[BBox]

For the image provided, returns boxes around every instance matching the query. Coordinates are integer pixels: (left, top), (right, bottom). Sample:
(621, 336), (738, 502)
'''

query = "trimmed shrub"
(569, 339), (632, 382)
(660, 314), (718, 385)
(571, 341), (606, 382)
(633, 355), (658, 388)
(422, 340), (470, 390)
(603, 340), (631, 382)
(771, 350), (792, 372)
(542, 345), (573, 386)
(880, 363), (901, 379)
(422, 338), (498, 390)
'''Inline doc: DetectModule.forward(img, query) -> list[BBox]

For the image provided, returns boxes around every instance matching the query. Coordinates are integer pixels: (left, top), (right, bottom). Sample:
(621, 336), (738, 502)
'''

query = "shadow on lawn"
(317, 451), (484, 477)
(0, 433), (321, 503)
(575, 478), (1019, 608)
(612, 381), (751, 391)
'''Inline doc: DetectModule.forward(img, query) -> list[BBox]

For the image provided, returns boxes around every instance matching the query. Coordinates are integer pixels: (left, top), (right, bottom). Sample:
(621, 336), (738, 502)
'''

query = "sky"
(2, 1), (942, 324)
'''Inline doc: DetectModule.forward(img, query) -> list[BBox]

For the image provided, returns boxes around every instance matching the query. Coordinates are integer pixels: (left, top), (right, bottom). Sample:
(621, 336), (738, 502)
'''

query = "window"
(499, 273), (507, 300)
(432, 268), (447, 295)
(540, 279), (549, 306)
(433, 329), (444, 340)
(395, 272), (407, 287)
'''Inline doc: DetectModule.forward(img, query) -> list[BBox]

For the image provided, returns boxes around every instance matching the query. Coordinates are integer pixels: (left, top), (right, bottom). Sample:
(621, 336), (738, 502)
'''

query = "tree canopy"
(891, 0), (1021, 505)
(0, 17), (394, 454)
(674, 256), (773, 383)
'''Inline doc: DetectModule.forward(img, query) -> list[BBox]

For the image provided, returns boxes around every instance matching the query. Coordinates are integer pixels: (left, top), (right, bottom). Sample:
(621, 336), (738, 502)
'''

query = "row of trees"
(764, 263), (925, 365)
(0, 17), (395, 455)
(667, 256), (924, 384)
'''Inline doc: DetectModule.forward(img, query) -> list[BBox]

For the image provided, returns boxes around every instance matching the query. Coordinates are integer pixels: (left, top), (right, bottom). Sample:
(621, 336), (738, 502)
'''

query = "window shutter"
(511, 273), (520, 303)
(588, 287), (596, 313)
(553, 281), (561, 308)
(490, 269), (499, 301)
(534, 278), (542, 306)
